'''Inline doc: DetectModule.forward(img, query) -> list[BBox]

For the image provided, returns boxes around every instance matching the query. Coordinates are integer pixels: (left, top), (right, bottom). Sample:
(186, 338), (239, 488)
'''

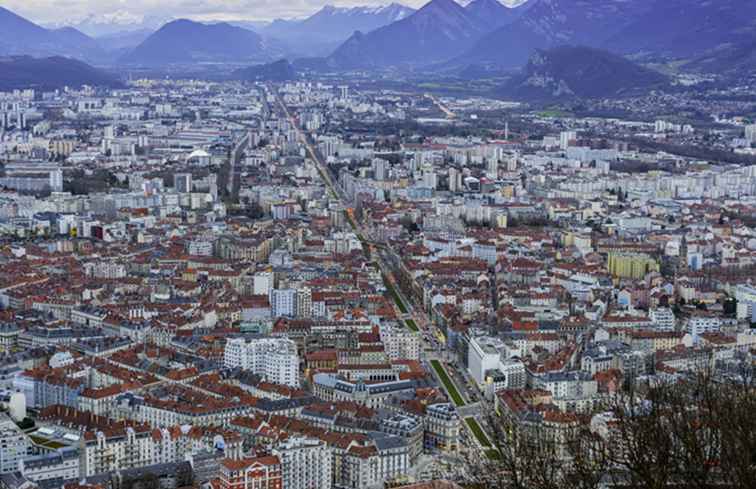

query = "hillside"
(232, 59), (297, 82)
(452, 0), (655, 69)
(0, 56), (122, 91)
(500, 46), (669, 101)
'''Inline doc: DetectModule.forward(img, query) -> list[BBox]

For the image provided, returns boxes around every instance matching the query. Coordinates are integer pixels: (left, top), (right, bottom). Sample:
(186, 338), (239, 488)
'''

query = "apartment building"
(224, 338), (299, 387)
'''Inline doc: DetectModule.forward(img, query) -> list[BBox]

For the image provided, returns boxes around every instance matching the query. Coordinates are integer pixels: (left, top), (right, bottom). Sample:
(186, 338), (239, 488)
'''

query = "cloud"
(2, 0), (437, 23)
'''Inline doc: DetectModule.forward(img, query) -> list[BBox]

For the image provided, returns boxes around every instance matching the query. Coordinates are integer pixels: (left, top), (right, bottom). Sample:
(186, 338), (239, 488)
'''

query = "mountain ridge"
(120, 19), (267, 66)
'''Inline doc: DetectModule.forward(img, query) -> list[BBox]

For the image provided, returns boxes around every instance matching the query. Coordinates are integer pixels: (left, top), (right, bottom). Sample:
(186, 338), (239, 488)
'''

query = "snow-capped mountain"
(263, 3), (416, 41)
(44, 11), (171, 37)
(258, 3), (417, 57)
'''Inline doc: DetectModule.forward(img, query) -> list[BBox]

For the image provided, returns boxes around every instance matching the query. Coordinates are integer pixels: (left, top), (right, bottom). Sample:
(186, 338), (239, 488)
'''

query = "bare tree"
(473, 367), (756, 489)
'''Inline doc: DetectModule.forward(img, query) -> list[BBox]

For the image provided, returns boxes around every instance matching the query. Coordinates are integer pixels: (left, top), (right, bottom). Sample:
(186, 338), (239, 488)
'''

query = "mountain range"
(328, 0), (525, 69)
(2, 0), (756, 81)
(256, 4), (416, 57)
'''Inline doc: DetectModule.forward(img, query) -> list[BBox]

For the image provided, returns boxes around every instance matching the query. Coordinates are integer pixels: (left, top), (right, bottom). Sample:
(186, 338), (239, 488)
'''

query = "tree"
(473, 370), (756, 489)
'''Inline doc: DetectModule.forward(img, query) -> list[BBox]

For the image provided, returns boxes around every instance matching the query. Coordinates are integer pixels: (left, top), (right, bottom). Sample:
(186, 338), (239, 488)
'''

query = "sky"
(1, 0), (524, 25)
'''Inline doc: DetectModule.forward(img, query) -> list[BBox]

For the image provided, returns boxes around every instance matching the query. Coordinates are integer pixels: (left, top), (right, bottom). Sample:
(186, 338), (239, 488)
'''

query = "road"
(271, 86), (496, 459)
(425, 93), (456, 119)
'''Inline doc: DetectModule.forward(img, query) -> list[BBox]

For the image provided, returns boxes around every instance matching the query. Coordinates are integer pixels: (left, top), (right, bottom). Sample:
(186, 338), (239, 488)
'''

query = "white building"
(0, 414), (29, 473)
(685, 313), (722, 338)
(467, 334), (504, 386)
(379, 325), (420, 361)
(20, 446), (80, 482)
(745, 123), (756, 144)
(253, 271), (274, 296)
(273, 437), (332, 489)
(735, 284), (756, 321)
(649, 307), (676, 331)
(270, 289), (296, 318)
(224, 338), (299, 387)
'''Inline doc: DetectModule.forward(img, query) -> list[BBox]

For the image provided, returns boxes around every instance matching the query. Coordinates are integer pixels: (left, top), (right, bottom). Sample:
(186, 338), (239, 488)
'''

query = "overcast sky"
(2, 0), (524, 24)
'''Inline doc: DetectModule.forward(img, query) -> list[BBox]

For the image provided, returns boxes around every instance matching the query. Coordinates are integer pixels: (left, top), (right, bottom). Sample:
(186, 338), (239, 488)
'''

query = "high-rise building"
(224, 338), (299, 387)
(270, 289), (296, 317)
(486, 158), (498, 179)
(372, 158), (388, 181)
(745, 124), (756, 144)
(174, 173), (192, 194)
(560, 131), (577, 150)
(296, 287), (312, 318)
(448, 167), (461, 193)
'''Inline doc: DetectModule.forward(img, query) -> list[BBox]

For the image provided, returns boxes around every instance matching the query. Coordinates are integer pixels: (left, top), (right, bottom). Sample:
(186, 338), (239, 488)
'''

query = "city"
(0, 2), (755, 489)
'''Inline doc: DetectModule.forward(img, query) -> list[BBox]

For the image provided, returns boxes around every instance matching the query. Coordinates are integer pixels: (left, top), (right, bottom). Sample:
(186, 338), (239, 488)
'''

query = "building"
(424, 403), (460, 453)
(0, 414), (28, 474)
(272, 437), (332, 489)
(685, 312), (722, 338)
(0, 163), (63, 193)
(735, 284), (756, 321)
(380, 325), (420, 361)
(312, 374), (415, 409)
(224, 338), (299, 387)
(560, 131), (577, 150)
(219, 456), (282, 489)
(649, 307), (676, 331)
(745, 123), (756, 144)
(19, 447), (80, 483)
(174, 173), (193, 194)
(607, 253), (659, 280)
(270, 289), (296, 318)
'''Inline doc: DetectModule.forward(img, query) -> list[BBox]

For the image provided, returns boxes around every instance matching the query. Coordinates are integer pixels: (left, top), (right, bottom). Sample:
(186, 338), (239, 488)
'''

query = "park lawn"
(384, 278), (409, 314)
(430, 360), (465, 406)
(465, 417), (492, 448)
(405, 319), (419, 332)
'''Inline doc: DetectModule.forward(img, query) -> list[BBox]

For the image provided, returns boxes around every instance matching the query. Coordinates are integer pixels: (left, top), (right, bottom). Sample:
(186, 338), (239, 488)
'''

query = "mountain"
(232, 59), (297, 82)
(604, 0), (756, 59)
(48, 27), (105, 59)
(0, 7), (106, 61)
(96, 29), (154, 52)
(120, 19), (267, 66)
(45, 12), (169, 37)
(328, 0), (488, 69)
(500, 46), (669, 101)
(453, 0), (656, 69)
(258, 3), (416, 58)
(465, 0), (526, 30)
(0, 55), (122, 91)
(266, 4), (415, 41)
